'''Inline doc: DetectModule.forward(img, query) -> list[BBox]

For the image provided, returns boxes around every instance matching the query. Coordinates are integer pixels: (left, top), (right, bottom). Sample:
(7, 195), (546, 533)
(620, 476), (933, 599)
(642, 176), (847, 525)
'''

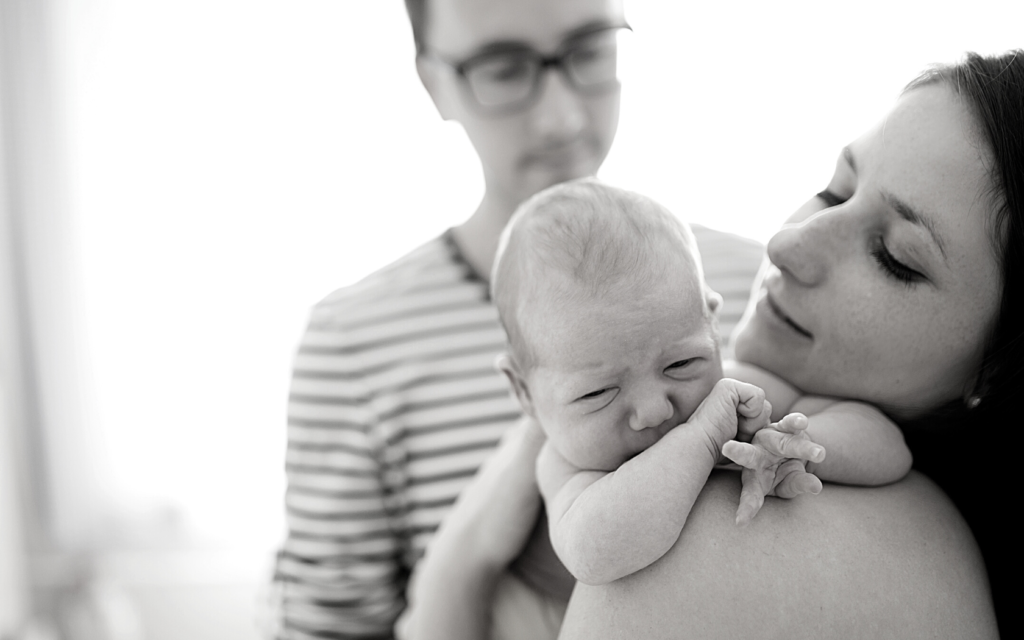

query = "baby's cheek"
(551, 431), (599, 469)
(576, 438), (630, 472)
(680, 375), (722, 422)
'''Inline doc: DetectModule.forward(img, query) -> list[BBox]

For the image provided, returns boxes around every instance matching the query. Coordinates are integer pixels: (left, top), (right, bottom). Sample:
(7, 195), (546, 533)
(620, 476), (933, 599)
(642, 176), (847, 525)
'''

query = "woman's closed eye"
(872, 239), (924, 286)
(815, 187), (924, 285)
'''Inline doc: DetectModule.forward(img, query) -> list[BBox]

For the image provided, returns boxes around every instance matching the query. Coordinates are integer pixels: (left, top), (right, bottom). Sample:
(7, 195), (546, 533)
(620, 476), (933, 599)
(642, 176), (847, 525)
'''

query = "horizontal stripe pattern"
(272, 233), (520, 640)
(270, 228), (763, 639)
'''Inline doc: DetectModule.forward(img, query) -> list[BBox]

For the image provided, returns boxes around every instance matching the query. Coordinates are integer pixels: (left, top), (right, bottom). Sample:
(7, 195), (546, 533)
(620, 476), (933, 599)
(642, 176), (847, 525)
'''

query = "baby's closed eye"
(574, 387), (620, 412)
(578, 387), (614, 401)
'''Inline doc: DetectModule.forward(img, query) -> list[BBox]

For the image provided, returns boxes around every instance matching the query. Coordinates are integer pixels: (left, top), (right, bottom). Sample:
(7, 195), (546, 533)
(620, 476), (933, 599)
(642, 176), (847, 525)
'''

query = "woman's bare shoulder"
(560, 470), (997, 640)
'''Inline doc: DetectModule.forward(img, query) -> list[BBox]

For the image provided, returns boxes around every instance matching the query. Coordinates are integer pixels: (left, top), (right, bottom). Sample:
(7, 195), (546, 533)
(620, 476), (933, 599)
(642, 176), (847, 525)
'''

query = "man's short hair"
(404, 0), (427, 55)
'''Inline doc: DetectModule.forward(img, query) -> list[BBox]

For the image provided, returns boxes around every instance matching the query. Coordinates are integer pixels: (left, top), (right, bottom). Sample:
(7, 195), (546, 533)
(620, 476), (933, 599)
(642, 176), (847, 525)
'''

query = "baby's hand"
(721, 413), (826, 526)
(689, 379), (772, 456)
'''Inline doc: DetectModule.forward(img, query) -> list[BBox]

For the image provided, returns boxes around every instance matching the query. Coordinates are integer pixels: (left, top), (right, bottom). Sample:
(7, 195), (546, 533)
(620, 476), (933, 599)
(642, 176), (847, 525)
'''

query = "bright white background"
(56, 0), (1019, 594)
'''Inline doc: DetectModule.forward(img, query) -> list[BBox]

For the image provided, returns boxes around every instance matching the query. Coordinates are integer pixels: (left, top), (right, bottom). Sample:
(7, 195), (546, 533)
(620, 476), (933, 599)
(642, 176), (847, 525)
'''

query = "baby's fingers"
(772, 412), (808, 435)
(756, 429), (825, 463)
(721, 440), (764, 470)
(736, 398), (772, 439)
(735, 468), (769, 526)
(773, 462), (823, 499)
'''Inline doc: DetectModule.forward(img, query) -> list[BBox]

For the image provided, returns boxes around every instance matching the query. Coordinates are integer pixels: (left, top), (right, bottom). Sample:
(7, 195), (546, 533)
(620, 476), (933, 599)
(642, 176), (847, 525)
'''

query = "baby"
(485, 179), (911, 638)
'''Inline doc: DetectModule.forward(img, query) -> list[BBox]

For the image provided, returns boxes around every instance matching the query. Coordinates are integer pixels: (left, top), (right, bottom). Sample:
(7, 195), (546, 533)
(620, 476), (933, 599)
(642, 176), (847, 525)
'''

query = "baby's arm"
(536, 378), (771, 585)
(724, 362), (912, 525)
(726, 360), (912, 484)
(792, 396), (913, 486)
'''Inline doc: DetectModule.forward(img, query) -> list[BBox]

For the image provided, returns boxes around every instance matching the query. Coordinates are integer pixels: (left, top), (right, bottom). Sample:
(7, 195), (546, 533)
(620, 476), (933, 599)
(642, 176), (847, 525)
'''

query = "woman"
(405, 50), (1022, 639)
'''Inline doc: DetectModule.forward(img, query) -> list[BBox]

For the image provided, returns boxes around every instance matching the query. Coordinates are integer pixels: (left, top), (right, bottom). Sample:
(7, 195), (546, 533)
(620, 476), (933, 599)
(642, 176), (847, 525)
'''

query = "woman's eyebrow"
(880, 190), (948, 261)
(848, 144), (946, 261)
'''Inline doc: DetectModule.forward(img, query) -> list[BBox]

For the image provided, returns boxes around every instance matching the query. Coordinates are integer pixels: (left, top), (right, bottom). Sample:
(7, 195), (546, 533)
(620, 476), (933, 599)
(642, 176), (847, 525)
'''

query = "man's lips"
(766, 293), (813, 339)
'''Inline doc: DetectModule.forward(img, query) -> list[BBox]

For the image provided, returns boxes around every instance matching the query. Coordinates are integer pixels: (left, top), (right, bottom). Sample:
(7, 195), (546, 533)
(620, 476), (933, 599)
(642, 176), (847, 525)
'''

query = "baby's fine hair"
(491, 178), (705, 370)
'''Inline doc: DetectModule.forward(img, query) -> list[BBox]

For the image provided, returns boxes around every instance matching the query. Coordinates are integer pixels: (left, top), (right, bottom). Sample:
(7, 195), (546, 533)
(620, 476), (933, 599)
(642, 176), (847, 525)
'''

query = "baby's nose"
(629, 393), (674, 431)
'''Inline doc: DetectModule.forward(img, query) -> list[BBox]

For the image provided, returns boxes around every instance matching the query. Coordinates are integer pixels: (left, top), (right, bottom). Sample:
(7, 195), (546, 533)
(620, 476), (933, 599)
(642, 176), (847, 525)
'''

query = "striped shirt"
(270, 226), (764, 639)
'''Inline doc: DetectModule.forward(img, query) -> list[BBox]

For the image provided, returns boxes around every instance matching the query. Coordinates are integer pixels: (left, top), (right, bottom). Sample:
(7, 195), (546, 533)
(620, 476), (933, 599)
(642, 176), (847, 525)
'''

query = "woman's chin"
(733, 317), (806, 390)
(728, 311), (754, 357)
(732, 315), (771, 367)
(731, 317), (753, 361)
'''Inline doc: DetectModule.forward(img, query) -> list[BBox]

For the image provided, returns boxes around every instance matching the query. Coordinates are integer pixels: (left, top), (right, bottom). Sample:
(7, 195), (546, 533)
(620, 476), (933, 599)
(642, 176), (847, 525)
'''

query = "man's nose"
(529, 68), (586, 142)
(628, 390), (674, 432)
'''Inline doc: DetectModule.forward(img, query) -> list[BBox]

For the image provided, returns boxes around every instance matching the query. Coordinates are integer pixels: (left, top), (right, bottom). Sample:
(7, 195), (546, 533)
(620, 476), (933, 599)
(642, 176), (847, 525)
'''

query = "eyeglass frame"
(421, 22), (632, 116)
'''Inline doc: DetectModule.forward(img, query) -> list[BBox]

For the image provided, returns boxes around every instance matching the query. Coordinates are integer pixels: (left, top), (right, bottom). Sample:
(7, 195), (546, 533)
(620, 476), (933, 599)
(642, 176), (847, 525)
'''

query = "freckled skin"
(734, 85), (1000, 419)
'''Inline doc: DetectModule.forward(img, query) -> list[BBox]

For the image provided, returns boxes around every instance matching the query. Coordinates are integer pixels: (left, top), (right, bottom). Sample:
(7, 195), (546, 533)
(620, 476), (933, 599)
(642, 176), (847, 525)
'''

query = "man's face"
(420, 0), (623, 206)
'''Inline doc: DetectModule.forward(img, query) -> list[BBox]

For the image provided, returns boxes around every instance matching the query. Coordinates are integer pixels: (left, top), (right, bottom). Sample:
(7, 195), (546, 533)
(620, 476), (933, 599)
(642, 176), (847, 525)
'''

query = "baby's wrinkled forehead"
(526, 249), (711, 335)
(540, 239), (700, 299)
(523, 267), (721, 377)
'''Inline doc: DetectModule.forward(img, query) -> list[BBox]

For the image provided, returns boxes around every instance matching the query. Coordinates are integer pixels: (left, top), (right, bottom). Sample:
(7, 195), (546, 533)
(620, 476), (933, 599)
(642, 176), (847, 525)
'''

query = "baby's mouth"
(768, 295), (813, 339)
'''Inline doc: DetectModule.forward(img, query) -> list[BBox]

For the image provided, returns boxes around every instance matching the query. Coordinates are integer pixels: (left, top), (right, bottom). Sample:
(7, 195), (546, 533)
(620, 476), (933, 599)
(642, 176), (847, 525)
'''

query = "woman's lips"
(766, 293), (813, 339)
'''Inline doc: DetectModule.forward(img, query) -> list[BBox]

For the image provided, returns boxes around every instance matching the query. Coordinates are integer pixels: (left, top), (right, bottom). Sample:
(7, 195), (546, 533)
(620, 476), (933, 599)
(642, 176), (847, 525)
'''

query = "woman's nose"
(766, 210), (838, 286)
(628, 391), (674, 432)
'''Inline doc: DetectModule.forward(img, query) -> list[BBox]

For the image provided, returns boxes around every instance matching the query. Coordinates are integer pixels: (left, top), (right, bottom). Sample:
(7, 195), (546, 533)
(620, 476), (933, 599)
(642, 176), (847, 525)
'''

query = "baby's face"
(524, 265), (722, 471)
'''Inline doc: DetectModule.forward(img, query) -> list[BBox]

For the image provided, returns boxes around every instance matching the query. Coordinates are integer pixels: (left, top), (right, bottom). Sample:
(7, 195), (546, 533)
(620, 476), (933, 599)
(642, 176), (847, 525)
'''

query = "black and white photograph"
(1, 1), (1020, 638)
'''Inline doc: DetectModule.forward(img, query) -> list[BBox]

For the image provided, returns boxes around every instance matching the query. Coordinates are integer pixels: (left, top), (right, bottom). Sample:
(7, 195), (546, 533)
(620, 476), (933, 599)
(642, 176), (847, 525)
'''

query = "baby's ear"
(496, 353), (536, 418)
(705, 288), (723, 315)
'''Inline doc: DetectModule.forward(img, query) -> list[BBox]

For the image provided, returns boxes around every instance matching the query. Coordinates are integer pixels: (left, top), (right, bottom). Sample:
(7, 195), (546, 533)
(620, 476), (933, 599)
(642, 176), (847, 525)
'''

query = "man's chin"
(535, 169), (595, 192)
(522, 155), (602, 193)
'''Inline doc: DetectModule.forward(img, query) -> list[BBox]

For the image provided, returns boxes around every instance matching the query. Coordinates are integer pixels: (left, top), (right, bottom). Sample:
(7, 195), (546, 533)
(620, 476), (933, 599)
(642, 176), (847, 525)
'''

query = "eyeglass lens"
(462, 28), (621, 110)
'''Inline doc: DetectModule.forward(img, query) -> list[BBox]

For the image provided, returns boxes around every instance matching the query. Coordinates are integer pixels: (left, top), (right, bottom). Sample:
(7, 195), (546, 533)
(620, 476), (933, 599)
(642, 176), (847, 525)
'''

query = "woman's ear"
(415, 56), (455, 121)
(496, 354), (536, 418)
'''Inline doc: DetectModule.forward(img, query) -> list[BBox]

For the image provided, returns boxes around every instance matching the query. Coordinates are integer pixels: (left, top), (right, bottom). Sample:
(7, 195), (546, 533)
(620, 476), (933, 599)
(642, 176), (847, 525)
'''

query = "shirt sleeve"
(269, 311), (406, 640)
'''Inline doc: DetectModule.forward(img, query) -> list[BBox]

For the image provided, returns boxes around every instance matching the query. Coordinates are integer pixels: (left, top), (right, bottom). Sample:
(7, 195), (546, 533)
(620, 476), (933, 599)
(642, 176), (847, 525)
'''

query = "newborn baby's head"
(492, 179), (724, 470)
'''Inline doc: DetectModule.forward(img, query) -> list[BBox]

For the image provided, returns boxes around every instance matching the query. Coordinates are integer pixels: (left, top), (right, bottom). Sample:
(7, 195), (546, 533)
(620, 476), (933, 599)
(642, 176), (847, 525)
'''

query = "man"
(270, 1), (762, 637)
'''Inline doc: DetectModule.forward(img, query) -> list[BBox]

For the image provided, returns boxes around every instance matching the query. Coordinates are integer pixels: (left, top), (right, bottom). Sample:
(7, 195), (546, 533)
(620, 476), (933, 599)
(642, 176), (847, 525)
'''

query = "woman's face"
(734, 84), (1002, 419)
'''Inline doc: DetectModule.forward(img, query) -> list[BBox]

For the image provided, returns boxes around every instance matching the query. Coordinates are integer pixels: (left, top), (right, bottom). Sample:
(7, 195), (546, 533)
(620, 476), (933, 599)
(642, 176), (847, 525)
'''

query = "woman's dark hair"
(901, 49), (1023, 640)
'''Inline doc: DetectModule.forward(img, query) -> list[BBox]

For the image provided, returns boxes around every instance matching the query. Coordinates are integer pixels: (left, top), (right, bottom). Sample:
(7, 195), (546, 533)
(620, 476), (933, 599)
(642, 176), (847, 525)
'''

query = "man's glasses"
(427, 25), (631, 115)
